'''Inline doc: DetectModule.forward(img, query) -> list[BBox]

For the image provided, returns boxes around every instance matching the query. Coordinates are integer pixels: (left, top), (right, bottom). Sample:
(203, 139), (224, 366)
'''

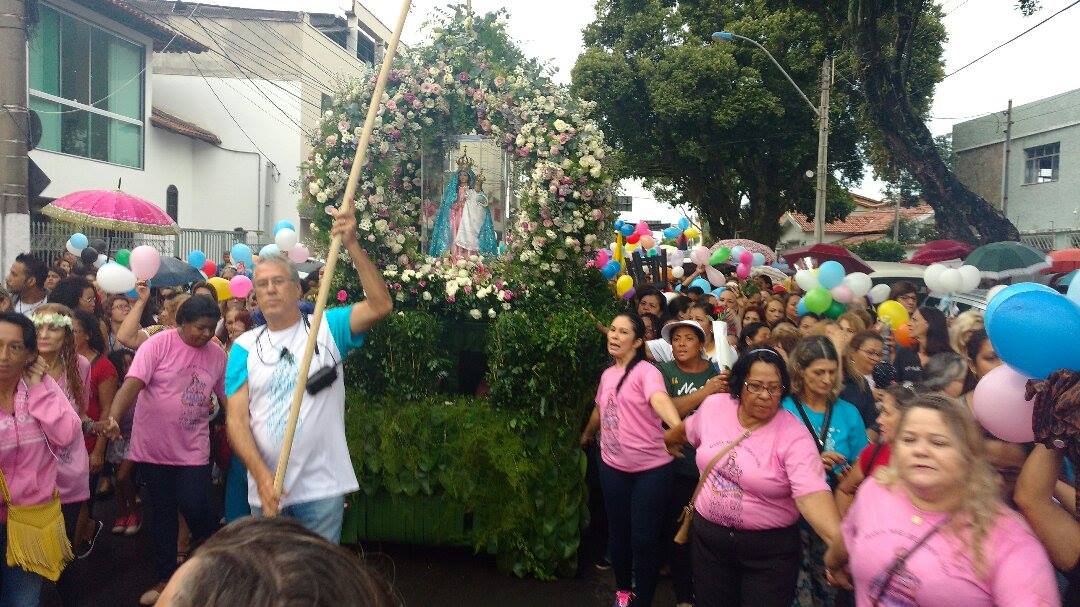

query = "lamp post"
(712, 31), (831, 244)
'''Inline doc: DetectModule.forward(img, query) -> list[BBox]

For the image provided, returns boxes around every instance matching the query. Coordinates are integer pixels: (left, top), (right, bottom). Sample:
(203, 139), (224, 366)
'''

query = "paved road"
(44, 494), (676, 606)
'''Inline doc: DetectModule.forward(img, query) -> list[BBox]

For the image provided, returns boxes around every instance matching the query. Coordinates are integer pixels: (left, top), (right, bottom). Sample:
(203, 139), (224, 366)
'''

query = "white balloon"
(958, 265), (982, 292)
(65, 240), (80, 256)
(690, 246), (710, 266)
(664, 292), (678, 303)
(671, 266), (685, 279)
(923, 263), (947, 292)
(869, 283), (891, 304)
(705, 265), (726, 287)
(94, 254), (107, 269)
(795, 269), (819, 291)
(96, 262), (136, 294)
(842, 272), (873, 298)
(274, 227), (299, 251)
(987, 284), (1008, 303)
(938, 268), (964, 293)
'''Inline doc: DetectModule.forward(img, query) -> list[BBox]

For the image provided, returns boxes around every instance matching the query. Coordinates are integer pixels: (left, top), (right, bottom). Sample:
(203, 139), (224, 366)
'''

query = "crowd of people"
(583, 270), (1076, 606)
(0, 205), (395, 606)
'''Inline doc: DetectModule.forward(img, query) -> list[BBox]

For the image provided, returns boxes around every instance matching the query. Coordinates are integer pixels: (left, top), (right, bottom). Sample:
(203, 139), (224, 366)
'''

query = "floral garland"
(30, 312), (72, 329)
(298, 8), (613, 319)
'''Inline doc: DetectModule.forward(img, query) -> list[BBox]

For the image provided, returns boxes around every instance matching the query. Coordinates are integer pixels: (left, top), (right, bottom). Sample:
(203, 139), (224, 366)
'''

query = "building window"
(357, 32), (375, 65)
(1024, 142), (1060, 184)
(615, 195), (632, 212)
(28, 4), (144, 169)
(166, 185), (178, 221)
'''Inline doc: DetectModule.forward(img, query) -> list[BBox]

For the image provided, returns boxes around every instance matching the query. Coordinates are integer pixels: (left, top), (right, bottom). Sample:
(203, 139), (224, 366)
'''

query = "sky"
(204, 0), (1080, 199)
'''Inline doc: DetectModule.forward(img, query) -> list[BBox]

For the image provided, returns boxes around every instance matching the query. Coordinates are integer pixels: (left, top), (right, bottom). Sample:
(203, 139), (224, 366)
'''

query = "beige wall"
(955, 143), (1004, 208)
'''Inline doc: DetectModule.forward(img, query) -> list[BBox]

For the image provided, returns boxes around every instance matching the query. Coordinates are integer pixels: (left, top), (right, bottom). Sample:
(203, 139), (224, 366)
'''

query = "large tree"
(786, 0), (1024, 244)
(572, 0), (880, 246)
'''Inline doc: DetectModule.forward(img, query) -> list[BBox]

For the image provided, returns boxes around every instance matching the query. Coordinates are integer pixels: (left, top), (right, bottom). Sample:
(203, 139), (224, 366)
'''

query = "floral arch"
(299, 8), (614, 318)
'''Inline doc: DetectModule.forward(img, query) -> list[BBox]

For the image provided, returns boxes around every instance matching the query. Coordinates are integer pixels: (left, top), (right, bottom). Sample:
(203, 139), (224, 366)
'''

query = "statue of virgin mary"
(453, 169), (498, 257)
(428, 148), (475, 257)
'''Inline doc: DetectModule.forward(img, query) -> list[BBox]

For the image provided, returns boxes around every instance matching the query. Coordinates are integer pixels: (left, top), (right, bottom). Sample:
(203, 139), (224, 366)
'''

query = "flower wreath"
(298, 8), (614, 319)
(31, 313), (73, 329)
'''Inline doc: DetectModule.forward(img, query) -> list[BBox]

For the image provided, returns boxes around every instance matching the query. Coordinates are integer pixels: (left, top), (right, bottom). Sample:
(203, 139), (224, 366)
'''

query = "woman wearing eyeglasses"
(782, 336), (868, 607)
(840, 331), (886, 441)
(663, 348), (845, 607)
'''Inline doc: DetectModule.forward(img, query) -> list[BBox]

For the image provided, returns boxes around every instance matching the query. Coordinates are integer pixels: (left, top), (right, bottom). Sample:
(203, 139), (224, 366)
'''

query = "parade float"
(300, 6), (618, 578)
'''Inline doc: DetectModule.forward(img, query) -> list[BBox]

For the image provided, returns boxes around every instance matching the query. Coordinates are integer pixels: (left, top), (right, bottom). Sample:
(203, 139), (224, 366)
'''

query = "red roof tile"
(787, 204), (934, 235)
(150, 108), (221, 145)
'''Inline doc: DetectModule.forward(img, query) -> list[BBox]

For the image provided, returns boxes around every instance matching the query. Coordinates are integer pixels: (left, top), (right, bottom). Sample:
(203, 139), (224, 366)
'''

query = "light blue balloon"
(619, 224), (635, 237)
(731, 246), (745, 261)
(710, 287), (726, 298)
(690, 278), (711, 292)
(70, 233), (88, 250)
(818, 260), (846, 289)
(187, 250), (206, 269)
(796, 299), (809, 316)
(986, 289), (1080, 378)
(663, 227), (680, 240)
(677, 217), (690, 230)
(231, 243), (253, 263)
(985, 282), (1056, 328)
(259, 244), (281, 258)
(273, 220), (296, 236)
(751, 252), (766, 267)
(1067, 277), (1080, 307)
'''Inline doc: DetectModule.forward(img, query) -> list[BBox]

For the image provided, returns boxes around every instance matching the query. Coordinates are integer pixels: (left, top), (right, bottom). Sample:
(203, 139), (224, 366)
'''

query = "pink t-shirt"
(127, 329), (226, 466)
(0, 377), (81, 522)
(595, 362), (671, 473)
(52, 355), (91, 503)
(843, 477), (1060, 607)
(685, 394), (829, 530)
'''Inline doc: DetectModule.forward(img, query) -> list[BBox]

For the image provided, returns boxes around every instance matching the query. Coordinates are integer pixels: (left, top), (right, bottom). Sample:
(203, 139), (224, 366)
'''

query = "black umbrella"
(149, 256), (204, 288)
(293, 259), (325, 277)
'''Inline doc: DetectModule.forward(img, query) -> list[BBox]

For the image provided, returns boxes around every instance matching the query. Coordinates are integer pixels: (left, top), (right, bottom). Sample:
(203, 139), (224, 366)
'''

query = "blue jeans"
(0, 525), (45, 607)
(599, 460), (673, 606)
(140, 463), (218, 582)
(251, 494), (345, 543)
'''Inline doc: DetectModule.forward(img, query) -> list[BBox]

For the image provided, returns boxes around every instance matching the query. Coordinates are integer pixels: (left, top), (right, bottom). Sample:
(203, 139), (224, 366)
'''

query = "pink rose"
(336, 290), (348, 302)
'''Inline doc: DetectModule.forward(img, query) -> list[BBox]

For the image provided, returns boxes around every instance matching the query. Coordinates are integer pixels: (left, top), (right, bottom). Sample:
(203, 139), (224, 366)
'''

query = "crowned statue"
(428, 147), (499, 258)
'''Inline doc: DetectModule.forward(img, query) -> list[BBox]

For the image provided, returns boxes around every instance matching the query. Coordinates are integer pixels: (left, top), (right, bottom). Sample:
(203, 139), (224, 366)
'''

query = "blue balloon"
(710, 287), (726, 298)
(986, 289), (1080, 378)
(70, 233), (88, 251)
(984, 282), (1056, 328)
(663, 227), (680, 240)
(1069, 277), (1080, 307)
(273, 220), (296, 236)
(614, 219), (625, 230)
(818, 260), (846, 289)
(601, 260), (621, 279)
(796, 300), (809, 316)
(187, 250), (206, 269)
(619, 224), (635, 237)
(259, 244), (281, 258)
(677, 217), (690, 230)
(690, 278), (711, 292)
(231, 243), (253, 263)
(126, 289), (139, 298)
(751, 252), (766, 267)
(731, 246), (745, 261)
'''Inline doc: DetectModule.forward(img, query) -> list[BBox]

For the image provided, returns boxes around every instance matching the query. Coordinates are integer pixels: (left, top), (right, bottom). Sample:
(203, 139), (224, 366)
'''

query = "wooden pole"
(273, 0), (412, 494)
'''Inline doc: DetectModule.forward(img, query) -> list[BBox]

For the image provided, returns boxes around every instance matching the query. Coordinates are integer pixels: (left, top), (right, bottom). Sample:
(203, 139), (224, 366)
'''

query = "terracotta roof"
(787, 203), (934, 235)
(75, 0), (208, 53)
(150, 108), (221, 145)
(832, 234), (886, 246)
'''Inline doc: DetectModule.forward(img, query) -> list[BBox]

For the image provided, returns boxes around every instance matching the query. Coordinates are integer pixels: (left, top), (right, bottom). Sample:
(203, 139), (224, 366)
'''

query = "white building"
(26, 0), (393, 259)
(614, 179), (698, 233)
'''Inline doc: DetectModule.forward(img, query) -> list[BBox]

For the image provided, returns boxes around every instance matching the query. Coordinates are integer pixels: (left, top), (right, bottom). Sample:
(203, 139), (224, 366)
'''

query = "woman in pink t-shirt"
(664, 347), (844, 607)
(581, 313), (682, 607)
(830, 393), (1060, 606)
(835, 384), (915, 517)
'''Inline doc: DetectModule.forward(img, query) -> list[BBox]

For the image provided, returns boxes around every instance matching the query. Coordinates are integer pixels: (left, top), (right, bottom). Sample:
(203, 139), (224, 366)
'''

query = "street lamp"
(712, 31), (832, 244)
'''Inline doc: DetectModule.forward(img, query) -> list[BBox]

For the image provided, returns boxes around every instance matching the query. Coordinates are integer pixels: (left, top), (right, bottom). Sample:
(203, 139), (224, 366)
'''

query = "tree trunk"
(852, 0), (1019, 245)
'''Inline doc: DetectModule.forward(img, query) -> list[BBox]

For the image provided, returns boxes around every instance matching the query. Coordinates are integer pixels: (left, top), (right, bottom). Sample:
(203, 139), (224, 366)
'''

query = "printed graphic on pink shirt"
(601, 393), (622, 459)
(703, 449), (744, 527)
(869, 561), (919, 607)
(179, 371), (210, 431)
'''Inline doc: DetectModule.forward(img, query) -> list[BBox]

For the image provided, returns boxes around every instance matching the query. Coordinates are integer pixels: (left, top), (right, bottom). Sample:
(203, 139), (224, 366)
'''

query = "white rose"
(446, 282), (459, 298)
(502, 302), (511, 310)
(315, 192), (328, 204)
(374, 219), (389, 232)
(488, 308), (497, 319)
(422, 291), (432, 301)
(469, 308), (482, 320)
(308, 182), (320, 195)
(395, 292), (406, 302)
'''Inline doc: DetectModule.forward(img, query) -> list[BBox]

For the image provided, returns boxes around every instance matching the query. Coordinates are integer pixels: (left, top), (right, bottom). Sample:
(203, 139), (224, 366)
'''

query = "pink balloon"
(129, 246), (161, 281)
(594, 249), (610, 268)
(705, 265), (726, 287)
(289, 244), (311, 263)
(736, 263), (750, 279)
(739, 250), (753, 265)
(229, 275), (254, 299)
(640, 235), (655, 250)
(830, 284), (854, 304)
(972, 365), (1035, 443)
(690, 246), (710, 266)
(635, 221), (650, 235)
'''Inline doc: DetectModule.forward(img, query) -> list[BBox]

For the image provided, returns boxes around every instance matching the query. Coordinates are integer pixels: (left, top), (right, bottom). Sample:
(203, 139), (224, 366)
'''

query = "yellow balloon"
(877, 300), (910, 330)
(616, 275), (633, 296)
(625, 242), (637, 253)
(208, 276), (232, 302)
(683, 227), (700, 239)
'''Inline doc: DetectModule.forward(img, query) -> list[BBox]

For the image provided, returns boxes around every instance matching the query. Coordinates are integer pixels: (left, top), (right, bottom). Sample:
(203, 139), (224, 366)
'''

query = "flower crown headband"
(30, 312), (73, 330)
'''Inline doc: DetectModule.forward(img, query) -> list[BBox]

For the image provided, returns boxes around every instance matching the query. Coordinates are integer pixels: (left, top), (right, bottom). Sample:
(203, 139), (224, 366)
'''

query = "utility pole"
(1000, 99), (1013, 220)
(813, 58), (831, 244)
(0, 0), (30, 274)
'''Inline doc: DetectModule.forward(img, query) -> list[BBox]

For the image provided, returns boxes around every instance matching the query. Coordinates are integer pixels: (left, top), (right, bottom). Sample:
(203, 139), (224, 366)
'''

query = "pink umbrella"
(42, 189), (179, 236)
(712, 239), (777, 264)
(908, 239), (974, 266)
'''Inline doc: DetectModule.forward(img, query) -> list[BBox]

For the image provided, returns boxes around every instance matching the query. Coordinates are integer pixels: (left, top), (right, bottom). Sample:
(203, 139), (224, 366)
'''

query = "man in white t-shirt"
(5, 253), (48, 316)
(225, 207), (392, 542)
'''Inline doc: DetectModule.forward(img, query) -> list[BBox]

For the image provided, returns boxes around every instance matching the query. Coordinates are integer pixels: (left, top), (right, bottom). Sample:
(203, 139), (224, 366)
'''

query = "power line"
(245, 17), (343, 85)
(186, 52), (274, 164)
(943, 0), (973, 17)
(945, 0), (1080, 78)
(196, 44), (311, 134)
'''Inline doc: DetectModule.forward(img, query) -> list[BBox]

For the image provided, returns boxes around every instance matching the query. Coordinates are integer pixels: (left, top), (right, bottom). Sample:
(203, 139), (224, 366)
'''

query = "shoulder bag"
(0, 467), (72, 581)
(674, 426), (756, 544)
